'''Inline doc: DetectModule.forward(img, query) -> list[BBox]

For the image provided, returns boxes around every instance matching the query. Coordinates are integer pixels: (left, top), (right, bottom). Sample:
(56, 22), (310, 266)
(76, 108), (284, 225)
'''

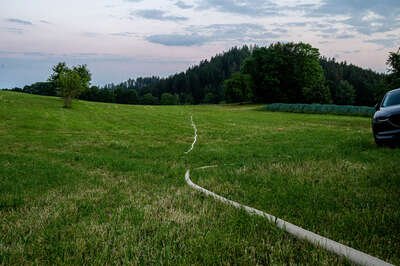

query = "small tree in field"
(49, 62), (91, 108)
(58, 70), (84, 108)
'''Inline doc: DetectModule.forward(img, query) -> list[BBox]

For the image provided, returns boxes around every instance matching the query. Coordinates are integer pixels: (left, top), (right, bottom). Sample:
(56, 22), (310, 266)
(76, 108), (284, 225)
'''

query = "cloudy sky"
(0, 0), (399, 88)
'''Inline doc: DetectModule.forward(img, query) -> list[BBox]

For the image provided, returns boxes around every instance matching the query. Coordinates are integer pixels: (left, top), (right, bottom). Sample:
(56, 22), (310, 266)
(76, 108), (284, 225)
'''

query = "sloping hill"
(1, 91), (399, 265)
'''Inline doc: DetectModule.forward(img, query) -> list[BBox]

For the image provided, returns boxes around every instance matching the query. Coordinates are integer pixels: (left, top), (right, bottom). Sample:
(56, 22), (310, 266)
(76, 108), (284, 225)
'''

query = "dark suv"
(372, 88), (400, 146)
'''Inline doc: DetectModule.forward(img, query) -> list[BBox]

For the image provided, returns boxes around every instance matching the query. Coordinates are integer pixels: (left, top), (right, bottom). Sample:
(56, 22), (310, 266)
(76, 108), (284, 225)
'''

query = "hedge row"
(264, 103), (374, 117)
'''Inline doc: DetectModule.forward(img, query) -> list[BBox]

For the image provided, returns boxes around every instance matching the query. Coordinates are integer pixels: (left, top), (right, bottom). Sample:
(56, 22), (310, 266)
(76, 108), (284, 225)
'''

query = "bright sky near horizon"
(0, 0), (399, 88)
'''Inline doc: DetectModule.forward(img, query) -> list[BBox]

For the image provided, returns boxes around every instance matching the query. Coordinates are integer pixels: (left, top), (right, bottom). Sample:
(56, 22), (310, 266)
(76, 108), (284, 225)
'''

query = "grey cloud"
(319, 27), (339, 34)
(82, 32), (102, 38)
(386, 34), (399, 38)
(365, 37), (399, 48)
(317, 32), (355, 40)
(0, 51), (17, 55)
(318, 41), (330, 44)
(336, 33), (355, 39)
(23, 52), (46, 56)
(272, 28), (288, 34)
(317, 34), (331, 39)
(309, 0), (400, 34)
(146, 23), (284, 46)
(344, 13), (398, 35)
(110, 32), (139, 37)
(191, 23), (281, 40)
(146, 34), (208, 46)
(341, 50), (360, 54)
(73, 53), (99, 57)
(290, 21), (341, 29)
(2, 27), (24, 34)
(133, 9), (188, 21)
(282, 22), (308, 27)
(275, 21), (349, 39)
(312, 0), (399, 16)
(196, 0), (279, 17)
(0, 50), (167, 62)
(6, 18), (33, 25)
(0, 51), (60, 57)
(275, 21), (342, 31)
(286, 3), (316, 11)
(175, 1), (194, 9)
(314, 25), (357, 40)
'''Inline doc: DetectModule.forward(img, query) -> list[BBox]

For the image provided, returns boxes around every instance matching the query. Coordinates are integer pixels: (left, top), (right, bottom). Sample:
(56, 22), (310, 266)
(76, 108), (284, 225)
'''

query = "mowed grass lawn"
(1, 91), (399, 265)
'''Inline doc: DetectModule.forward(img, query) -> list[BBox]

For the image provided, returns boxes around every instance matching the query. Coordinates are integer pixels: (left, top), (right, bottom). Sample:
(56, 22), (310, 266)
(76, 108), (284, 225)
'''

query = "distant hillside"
(86, 46), (252, 104)
(8, 44), (388, 106)
(83, 46), (386, 106)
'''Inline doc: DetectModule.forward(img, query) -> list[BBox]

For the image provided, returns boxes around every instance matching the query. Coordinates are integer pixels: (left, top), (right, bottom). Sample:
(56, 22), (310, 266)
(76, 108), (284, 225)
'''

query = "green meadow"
(1, 91), (399, 265)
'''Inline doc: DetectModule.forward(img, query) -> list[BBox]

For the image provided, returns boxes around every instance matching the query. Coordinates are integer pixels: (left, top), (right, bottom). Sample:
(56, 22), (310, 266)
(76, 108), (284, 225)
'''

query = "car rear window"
(382, 90), (400, 107)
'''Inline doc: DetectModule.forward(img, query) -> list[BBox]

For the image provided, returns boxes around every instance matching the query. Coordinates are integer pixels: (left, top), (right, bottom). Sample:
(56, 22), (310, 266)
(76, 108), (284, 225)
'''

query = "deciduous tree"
(223, 73), (253, 103)
(49, 62), (91, 108)
(160, 93), (178, 105)
(242, 42), (329, 103)
(58, 70), (85, 108)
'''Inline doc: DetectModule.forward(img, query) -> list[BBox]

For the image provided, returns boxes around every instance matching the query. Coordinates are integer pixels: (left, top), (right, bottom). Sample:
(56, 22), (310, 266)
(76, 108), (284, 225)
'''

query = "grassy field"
(1, 91), (399, 265)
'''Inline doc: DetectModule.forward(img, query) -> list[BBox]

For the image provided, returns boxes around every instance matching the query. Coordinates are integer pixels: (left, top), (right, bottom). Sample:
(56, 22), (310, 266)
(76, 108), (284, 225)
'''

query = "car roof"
(388, 88), (400, 94)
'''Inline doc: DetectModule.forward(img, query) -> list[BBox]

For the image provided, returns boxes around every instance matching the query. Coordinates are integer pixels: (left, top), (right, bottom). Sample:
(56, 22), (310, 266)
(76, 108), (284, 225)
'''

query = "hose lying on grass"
(184, 116), (393, 266)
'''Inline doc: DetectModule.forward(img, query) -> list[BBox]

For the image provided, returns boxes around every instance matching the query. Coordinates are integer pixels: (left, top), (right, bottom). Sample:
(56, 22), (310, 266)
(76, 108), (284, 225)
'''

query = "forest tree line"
(6, 43), (399, 107)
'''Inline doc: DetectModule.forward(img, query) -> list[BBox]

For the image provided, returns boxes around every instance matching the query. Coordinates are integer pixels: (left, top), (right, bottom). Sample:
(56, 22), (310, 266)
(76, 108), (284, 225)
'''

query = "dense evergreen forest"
(6, 43), (397, 107)
(320, 57), (386, 106)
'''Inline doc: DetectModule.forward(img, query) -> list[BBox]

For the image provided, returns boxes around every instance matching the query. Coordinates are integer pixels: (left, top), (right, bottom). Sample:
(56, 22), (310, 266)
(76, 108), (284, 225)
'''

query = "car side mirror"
(374, 103), (380, 111)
